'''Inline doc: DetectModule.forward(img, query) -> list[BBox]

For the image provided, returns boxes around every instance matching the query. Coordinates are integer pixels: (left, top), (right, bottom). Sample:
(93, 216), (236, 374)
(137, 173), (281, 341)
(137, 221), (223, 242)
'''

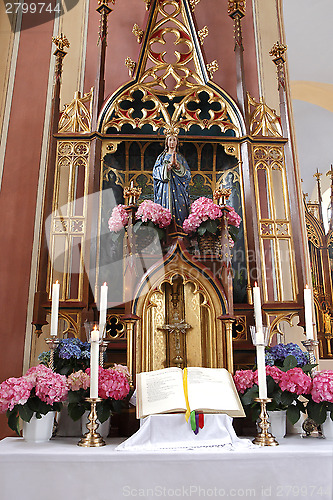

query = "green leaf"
(205, 220), (218, 234)
(307, 400), (327, 425)
(68, 402), (86, 421)
(282, 355), (298, 371)
(241, 385), (259, 406)
(96, 401), (111, 424)
(280, 391), (296, 407)
(6, 409), (20, 435)
(301, 363), (317, 374)
(266, 376), (276, 394)
(287, 405), (301, 425)
(18, 404), (34, 423)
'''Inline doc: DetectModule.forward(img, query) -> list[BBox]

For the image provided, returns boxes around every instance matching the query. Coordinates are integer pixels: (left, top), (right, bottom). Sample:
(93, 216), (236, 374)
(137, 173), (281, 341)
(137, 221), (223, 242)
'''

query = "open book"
(136, 367), (245, 419)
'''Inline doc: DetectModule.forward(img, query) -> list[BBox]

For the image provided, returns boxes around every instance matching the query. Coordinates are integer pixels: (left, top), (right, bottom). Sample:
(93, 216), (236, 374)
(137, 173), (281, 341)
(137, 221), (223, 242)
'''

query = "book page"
(136, 367), (187, 419)
(186, 367), (245, 417)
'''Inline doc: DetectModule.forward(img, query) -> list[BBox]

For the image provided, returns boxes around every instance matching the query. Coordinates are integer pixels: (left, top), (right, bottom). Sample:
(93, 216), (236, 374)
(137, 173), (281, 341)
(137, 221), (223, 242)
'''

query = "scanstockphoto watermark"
(3, 0), (80, 32)
(122, 485), (257, 497)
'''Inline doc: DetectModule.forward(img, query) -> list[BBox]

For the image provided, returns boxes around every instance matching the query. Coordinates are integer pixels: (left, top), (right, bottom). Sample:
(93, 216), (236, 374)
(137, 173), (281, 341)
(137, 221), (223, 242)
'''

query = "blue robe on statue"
(153, 152), (191, 228)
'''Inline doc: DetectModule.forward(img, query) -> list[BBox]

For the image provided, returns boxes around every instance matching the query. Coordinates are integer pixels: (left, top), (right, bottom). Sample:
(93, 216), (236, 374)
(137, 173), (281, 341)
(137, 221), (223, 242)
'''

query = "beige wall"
(251, 0), (280, 110)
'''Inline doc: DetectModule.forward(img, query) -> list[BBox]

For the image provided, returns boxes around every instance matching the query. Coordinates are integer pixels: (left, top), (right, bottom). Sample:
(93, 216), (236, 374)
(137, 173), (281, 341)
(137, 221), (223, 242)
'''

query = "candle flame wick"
(103, 282), (107, 286)
(305, 284), (309, 289)
(254, 281), (258, 287)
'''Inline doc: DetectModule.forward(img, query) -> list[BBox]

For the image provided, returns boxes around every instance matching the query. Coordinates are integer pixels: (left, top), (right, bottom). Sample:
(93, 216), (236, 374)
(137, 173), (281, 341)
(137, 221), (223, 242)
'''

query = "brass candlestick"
(77, 398), (106, 447)
(253, 398), (279, 446)
(45, 338), (60, 371)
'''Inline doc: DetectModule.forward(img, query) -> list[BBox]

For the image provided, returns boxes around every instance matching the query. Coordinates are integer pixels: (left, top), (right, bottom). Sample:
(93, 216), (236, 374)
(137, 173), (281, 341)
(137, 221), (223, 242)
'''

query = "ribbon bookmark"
(183, 368), (191, 422)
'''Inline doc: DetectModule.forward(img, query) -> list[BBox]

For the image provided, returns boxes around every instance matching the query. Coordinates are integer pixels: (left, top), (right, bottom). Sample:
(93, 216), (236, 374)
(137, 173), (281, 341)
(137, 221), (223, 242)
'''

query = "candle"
(253, 282), (263, 334)
(50, 281), (60, 336)
(256, 345), (267, 399)
(304, 285), (314, 340)
(99, 282), (108, 338)
(90, 326), (100, 398)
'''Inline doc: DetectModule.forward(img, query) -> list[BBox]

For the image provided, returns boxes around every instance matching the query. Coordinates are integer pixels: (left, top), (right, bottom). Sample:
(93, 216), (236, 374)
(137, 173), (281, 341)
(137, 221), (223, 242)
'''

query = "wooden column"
(32, 34), (70, 334)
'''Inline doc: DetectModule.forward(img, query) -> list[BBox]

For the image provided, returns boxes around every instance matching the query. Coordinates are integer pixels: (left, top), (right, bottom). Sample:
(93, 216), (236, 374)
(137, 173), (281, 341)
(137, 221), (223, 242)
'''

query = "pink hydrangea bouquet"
(182, 197), (241, 241)
(108, 205), (130, 242)
(233, 359), (313, 424)
(0, 365), (68, 435)
(303, 370), (333, 425)
(67, 365), (130, 423)
(134, 200), (172, 241)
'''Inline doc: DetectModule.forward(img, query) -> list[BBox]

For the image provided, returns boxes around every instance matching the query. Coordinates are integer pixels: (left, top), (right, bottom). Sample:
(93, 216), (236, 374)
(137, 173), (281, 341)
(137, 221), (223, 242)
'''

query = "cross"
(159, 313), (191, 368)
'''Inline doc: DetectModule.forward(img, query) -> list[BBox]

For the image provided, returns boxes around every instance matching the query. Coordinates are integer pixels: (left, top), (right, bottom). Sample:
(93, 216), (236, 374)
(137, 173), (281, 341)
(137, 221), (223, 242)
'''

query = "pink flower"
(0, 365), (68, 413)
(113, 364), (131, 382)
(279, 367), (312, 395)
(0, 377), (34, 412)
(67, 370), (90, 391)
(233, 370), (255, 394)
(226, 207), (241, 228)
(182, 197), (241, 234)
(311, 371), (333, 403)
(108, 205), (129, 232)
(86, 367), (130, 400)
(265, 365), (284, 383)
(136, 200), (171, 228)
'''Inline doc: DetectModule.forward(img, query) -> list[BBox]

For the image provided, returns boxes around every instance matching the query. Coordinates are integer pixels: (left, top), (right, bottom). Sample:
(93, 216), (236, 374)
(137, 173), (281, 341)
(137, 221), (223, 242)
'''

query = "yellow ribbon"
(183, 367), (191, 422)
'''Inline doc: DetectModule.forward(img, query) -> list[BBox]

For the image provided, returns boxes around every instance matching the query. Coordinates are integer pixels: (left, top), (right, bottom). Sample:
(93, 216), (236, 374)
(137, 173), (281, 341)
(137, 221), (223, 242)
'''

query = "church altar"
(0, 436), (332, 500)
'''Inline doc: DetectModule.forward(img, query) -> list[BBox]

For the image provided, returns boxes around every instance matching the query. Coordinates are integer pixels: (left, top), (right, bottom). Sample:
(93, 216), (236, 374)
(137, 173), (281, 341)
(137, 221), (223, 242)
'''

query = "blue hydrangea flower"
(265, 351), (275, 366)
(266, 342), (309, 367)
(58, 339), (82, 359)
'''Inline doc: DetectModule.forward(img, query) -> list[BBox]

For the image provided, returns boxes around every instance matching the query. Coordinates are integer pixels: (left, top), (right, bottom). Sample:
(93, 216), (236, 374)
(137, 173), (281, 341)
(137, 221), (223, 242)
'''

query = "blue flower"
(266, 342), (309, 367)
(265, 352), (275, 366)
(58, 339), (82, 360)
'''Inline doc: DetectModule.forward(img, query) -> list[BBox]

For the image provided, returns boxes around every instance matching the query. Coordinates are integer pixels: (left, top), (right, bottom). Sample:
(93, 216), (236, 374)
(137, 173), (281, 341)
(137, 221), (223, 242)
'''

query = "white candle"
(90, 327), (100, 398)
(99, 282), (108, 338)
(50, 281), (60, 336)
(256, 345), (267, 399)
(253, 282), (263, 334)
(304, 285), (314, 340)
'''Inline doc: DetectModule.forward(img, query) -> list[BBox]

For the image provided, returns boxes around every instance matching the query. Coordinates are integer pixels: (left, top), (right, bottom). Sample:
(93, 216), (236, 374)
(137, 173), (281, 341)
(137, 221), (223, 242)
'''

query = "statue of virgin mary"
(153, 133), (191, 228)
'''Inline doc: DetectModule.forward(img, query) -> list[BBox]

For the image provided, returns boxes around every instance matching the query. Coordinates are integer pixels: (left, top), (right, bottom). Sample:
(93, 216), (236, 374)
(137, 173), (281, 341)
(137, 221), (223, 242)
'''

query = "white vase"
(81, 412), (111, 439)
(22, 412), (56, 443)
(267, 410), (286, 439)
(286, 412), (305, 435)
(56, 404), (82, 437)
(322, 413), (333, 439)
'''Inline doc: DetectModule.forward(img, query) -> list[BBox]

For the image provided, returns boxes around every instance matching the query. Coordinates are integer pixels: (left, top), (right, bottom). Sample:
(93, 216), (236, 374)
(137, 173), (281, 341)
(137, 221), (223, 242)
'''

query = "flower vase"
(56, 404), (82, 437)
(198, 233), (221, 256)
(322, 413), (333, 439)
(267, 410), (286, 439)
(81, 412), (111, 439)
(22, 412), (56, 443)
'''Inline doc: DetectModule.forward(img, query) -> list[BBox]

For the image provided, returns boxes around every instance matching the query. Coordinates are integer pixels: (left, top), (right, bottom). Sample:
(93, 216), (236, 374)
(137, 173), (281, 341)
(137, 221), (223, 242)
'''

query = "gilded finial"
(189, 0), (200, 11)
(314, 170), (322, 181)
(228, 0), (245, 18)
(198, 26), (208, 45)
(132, 24), (144, 43)
(125, 57), (136, 77)
(163, 124), (180, 137)
(206, 60), (219, 79)
(213, 187), (232, 206)
(269, 41), (287, 65)
(326, 165), (333, 180)
(52, 33), (70, 52)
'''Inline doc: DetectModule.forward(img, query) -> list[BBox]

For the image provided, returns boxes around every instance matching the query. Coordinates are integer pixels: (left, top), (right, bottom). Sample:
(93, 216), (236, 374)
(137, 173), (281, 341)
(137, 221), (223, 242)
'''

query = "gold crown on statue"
(163, 125), (180, 138)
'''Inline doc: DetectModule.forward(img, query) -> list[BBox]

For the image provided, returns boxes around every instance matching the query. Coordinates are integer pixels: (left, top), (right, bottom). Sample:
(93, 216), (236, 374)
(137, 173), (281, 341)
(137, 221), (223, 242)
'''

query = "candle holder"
(44, 338), (60, 371)
(301, 339), (319, 367)
(250, 326), (270, 346)
(253, 398), (279, 446)
(99, 340), (110, 367)
(77, 398), (106, 447)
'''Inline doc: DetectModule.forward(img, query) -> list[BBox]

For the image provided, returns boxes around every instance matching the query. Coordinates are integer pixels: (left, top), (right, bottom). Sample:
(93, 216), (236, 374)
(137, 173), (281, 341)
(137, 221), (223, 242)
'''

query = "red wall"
(0, 13), (54, 438)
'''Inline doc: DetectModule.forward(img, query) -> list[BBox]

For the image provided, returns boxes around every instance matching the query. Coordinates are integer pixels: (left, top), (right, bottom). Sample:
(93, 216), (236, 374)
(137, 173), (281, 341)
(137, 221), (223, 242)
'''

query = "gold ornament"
(206, 60), (219, 79)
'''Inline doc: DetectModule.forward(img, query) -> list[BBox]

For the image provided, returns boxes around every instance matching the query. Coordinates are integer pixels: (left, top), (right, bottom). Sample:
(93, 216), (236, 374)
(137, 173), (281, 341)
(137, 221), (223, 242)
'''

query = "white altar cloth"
(0, 436), (332, 500)
(116, 414), (253, 450)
